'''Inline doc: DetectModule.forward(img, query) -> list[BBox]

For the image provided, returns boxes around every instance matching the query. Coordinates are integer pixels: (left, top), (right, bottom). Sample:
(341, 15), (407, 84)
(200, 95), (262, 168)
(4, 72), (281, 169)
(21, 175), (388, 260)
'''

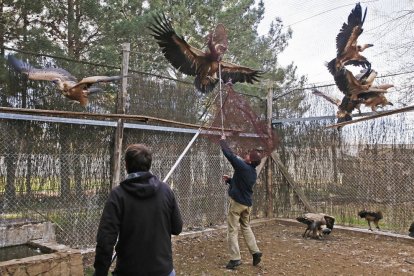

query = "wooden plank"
(111, 43), (130, 188)
(270, 152), (315, 212)
(326, 105), (414, 128)
(266, 82), (274, 217)
(256, 156), (268, 176)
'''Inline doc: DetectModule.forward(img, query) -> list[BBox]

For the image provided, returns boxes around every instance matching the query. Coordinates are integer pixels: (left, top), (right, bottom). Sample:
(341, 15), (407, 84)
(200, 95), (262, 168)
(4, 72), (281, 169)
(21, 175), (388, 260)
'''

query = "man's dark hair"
(249, 150), (261, 167)
(125, 144), (152, 173)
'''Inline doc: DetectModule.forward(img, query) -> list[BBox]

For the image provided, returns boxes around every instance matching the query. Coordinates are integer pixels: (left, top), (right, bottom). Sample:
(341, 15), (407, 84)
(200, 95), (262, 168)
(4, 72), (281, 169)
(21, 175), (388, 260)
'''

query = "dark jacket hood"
(120, 171), (160, 198)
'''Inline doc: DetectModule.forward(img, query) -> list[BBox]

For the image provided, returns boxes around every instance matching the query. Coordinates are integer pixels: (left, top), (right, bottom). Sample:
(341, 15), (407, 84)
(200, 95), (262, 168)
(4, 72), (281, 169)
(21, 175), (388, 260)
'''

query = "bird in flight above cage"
(7, 55), (126, 107)
(148, 13), (262, 93)
(327, 2), (373, 75)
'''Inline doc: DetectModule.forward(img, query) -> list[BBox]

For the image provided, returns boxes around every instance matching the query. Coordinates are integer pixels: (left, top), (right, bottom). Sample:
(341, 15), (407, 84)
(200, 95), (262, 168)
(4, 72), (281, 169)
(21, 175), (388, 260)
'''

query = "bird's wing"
(8, 55), (76, 82)
(296, 216), (311, 225)
(312, 89), (341, 106)
(333, 67), (351, 95)
(220, 61), (262, 84)
(149, 13), (206, 76)
(335, 3), (366, 56)
(323, 215), (335, 229)
(71, 75), (123, 90)
(301, 213), (325, 223)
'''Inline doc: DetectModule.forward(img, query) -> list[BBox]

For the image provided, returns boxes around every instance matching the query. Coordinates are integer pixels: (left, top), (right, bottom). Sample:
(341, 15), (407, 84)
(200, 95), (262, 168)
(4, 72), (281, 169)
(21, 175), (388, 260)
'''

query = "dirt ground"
(172, 219), (414, 275)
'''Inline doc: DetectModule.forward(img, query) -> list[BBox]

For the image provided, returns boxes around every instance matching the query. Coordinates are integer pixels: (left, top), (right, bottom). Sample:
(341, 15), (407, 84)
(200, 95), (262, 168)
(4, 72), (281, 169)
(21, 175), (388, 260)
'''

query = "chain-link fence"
(1, 49), (414, 250)
(0, 115), (237, 248)
(1, 112), (413, 250)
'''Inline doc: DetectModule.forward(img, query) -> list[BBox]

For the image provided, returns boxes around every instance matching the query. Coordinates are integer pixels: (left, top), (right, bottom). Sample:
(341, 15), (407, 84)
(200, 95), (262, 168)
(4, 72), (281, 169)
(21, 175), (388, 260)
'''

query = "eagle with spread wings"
(149, 13), (261, 93)
(327, 3), (373, 75)
(8, 55), (123, 107)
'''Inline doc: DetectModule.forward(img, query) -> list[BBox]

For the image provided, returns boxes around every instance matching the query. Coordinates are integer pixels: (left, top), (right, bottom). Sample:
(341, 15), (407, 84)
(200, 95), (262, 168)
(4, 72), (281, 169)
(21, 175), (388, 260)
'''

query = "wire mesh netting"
(202, 84), (278, 157)
(1, 11), (414, 249)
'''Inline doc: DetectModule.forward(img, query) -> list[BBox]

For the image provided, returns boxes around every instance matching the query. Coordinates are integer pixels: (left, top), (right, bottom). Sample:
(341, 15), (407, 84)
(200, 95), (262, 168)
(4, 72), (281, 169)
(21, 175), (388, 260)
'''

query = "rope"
(218, 62), (225, 135)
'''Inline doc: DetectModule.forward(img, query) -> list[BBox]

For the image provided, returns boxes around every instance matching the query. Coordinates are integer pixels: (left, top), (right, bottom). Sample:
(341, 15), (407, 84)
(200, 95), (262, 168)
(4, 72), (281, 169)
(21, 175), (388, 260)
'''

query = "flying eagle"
(149, 13), (261, 93)
(328, 3), (373, 74)
(296, 213), (335, 239)
(8, 55), (123, 106)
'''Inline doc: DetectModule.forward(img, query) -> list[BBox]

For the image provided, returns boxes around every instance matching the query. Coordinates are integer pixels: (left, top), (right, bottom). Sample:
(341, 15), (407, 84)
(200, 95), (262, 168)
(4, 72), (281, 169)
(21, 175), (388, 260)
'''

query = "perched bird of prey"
(296, 213), (335, 239)
(328, 3), (373, 74)
(149, 13), (261, 93)
(312, 89), (358, 124)
(327, 62), (391, 101)
(409, 222), (414, 238)
(358, 210), (383, 231)
(8, 55), (124, 107)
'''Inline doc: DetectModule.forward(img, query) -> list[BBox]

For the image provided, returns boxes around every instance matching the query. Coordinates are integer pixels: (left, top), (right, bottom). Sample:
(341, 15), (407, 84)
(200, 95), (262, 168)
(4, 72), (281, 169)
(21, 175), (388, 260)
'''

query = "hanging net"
(201, 83), (278, 157)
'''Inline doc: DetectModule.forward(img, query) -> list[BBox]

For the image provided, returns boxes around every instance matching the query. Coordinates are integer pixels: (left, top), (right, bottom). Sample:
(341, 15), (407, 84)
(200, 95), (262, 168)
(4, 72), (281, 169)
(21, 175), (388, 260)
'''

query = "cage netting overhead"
(202, 84), (278, 157)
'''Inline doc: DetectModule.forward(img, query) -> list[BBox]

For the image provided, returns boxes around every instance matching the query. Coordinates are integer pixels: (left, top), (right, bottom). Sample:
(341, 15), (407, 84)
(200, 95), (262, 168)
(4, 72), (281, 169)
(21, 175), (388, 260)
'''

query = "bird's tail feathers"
(326, 58), (337, 76)
(376, 211), (383, 220)
(86, 87), (104, 95)
(194, 75), (217, 93)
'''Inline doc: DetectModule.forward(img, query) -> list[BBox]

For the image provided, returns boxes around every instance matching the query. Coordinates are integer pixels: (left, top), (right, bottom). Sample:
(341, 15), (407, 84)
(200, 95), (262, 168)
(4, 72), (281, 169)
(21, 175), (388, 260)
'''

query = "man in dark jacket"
(94, 144), (183, 276)
(220, 135), (263, 269)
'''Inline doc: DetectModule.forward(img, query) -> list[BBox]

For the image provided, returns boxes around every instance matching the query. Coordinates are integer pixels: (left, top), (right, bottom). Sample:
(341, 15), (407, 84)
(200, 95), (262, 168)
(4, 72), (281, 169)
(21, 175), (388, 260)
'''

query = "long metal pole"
(163, 131), (200, 186)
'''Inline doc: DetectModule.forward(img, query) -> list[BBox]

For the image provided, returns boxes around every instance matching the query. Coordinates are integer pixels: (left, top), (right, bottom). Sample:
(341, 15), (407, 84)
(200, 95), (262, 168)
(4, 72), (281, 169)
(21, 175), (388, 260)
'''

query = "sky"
(257, 0), (412, 85)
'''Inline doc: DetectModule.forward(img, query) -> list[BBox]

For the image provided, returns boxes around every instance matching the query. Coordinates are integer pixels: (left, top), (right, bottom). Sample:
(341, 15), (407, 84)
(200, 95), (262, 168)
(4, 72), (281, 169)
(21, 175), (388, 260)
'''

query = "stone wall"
(0, 222), (56, 247)
(0, 240), (83, 276)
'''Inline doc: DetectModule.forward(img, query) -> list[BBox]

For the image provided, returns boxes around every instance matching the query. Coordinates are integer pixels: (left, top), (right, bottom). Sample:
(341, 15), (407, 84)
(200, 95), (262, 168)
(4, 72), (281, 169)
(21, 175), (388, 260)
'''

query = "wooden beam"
(0, 107), (237, 132)
(327, 105), (414, 128)
(270, 152), (315, 212)
(266, 82), (274, 217)
(111, 43), (130, 188)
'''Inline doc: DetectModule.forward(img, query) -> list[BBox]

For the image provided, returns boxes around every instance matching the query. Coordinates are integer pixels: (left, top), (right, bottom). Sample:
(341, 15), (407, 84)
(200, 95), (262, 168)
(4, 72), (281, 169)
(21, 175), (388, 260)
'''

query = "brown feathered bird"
(312, 89), (358, 124)
(296, 213), (335, 239)
(8, 55), (123, 106)
(327, 3), (373, 74)
(149, 13), (261, 93)
(409, 222), (414, 238)
(358, 210), (383, 231)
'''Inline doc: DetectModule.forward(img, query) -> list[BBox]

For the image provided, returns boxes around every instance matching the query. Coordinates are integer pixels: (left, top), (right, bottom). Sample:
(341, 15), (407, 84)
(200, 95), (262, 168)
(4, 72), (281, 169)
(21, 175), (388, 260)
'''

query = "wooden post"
(270, 151), (315, 213)
(266, 81), (274, 217)
(111, 43), (130, 188)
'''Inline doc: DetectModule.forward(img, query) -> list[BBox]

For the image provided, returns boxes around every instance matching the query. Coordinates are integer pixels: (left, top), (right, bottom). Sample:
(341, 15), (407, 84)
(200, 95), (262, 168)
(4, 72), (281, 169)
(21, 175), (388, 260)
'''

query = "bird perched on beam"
(328, 2), (373, 74)
(8, 55), (124, 107)
(327, 61), (393, 101)
(358, 210), (383, 231)
(149, 13), (261, 93)
(296, 213), (335, 239)
(312, 89), (358, 124)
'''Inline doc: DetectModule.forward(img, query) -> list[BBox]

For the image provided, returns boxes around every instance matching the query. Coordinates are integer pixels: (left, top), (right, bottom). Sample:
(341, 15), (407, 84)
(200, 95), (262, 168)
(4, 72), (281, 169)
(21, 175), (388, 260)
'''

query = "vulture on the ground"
(296, 213), (335, 239)
(358, 210), (383, 231)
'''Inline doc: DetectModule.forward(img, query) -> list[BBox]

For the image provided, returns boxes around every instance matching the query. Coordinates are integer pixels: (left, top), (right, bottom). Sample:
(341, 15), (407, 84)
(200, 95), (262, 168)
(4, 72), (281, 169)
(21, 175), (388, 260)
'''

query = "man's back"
(94, 172), (183, 276)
